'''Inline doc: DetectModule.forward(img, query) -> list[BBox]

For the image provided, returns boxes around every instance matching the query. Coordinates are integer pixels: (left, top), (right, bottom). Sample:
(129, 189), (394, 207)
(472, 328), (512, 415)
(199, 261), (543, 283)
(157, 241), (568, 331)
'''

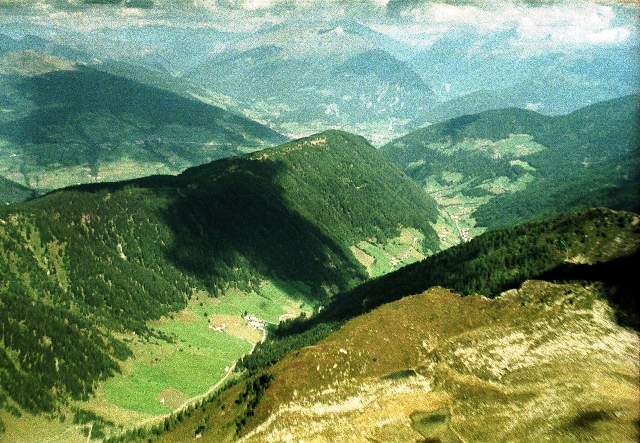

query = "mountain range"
(0, 48), (287, 198)
(408, 29), (640, 118)
(381, 94), (640, 237)
(124, 207), (640, 443)
(0, 8), (638, 442)
(180, 20), (438, 143)
(0, 130), (443, 439)
(0, 123), (637, 442)
(3, 15), (636, 146)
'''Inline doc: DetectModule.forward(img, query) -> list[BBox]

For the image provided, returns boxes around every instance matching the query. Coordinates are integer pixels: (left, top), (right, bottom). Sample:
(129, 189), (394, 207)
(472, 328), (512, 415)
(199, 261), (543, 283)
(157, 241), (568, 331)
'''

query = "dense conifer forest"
(0, 130), (440, 418)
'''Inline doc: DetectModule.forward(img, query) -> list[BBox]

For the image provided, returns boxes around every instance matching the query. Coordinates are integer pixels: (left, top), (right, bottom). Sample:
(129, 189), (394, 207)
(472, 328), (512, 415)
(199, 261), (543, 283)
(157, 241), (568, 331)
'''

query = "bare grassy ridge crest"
(236, 282), (639, 442)
(152, 207), (640, 443)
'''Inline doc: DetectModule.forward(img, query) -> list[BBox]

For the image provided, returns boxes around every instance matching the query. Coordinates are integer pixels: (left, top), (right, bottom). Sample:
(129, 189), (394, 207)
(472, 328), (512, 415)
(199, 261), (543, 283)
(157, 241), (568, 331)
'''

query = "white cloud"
(513, 3), (632, 49)
(242, 0), (274, 10)
(1, 0), (635, 51)
(588, 27), (631, 44)
(384, 2), (634, 53)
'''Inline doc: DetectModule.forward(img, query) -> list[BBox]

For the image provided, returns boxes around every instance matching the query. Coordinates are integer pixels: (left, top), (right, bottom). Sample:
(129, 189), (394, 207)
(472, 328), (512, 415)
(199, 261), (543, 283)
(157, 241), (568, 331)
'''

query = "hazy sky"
(0, 1), (637, 58)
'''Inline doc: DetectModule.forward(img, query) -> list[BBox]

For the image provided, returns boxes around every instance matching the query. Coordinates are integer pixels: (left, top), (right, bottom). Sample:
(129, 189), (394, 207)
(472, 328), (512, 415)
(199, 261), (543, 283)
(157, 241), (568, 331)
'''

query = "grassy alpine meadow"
(211, 281), (315, 324)
(99, 281), (313, 417)
(101, 327), (251, 415)
(102, 349), (240, 415)
(350, 227), (428, 278)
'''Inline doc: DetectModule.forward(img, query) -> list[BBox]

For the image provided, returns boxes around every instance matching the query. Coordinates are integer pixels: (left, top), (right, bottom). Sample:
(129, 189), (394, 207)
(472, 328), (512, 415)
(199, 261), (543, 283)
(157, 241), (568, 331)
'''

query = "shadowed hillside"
(0, 176), (35, 204)
(0, 53), (288, 193)
(0, 130), (440, 426)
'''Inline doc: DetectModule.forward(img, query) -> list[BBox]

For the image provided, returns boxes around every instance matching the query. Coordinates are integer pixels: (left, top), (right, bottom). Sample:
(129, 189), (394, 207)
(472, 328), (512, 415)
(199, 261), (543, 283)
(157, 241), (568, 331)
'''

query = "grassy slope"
(152, 208), (640, 443)
(241, 282), (639, 442)
(0, 130), (440, 438)
(381, 94), (640, 233)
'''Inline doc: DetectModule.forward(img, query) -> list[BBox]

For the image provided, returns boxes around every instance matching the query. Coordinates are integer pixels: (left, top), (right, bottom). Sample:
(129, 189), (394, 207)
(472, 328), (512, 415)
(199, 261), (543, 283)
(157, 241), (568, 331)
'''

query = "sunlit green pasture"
(213, 281), (314, 323)
(351, 227), (427, 278)
(440, 134), (546, 157)
(101, 280), (313, 416)
(103, 328), (251, 415)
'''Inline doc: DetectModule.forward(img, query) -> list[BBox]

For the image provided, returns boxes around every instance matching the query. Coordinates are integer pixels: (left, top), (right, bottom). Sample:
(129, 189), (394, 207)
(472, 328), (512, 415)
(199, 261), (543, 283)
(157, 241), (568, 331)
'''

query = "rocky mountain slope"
(139, 207), (640, 443)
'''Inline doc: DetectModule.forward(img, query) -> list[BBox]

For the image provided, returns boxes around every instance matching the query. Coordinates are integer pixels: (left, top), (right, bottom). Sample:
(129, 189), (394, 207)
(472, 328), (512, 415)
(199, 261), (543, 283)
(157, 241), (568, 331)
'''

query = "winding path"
(99, 328), (267, 441)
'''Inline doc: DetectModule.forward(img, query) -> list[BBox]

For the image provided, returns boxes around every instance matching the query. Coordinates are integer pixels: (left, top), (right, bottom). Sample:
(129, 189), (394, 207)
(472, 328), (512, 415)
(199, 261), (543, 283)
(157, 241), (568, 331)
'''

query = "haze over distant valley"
(0, 1), (638, 442)
(1, 0), (637, 145)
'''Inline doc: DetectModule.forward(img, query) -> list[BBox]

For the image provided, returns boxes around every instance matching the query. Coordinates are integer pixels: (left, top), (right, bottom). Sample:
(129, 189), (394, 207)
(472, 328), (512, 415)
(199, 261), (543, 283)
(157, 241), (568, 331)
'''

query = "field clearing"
(103, 350), (237, 414)
(210, 313), (263, 343)
(351, 227), (427, 278)
(440, 134), (547, 157)
(0, 409), (84, 443)
(101, 336), (249, 415)
(102, 297), (253, 416)
(222, 282), (313, 324)
(350, 245), (375, 277)
(98, 281), (311, 419)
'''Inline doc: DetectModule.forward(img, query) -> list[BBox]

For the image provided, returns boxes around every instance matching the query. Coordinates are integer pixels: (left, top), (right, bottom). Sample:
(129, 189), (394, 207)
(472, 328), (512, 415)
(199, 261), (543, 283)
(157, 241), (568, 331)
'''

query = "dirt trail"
(107, 328), (267, 440)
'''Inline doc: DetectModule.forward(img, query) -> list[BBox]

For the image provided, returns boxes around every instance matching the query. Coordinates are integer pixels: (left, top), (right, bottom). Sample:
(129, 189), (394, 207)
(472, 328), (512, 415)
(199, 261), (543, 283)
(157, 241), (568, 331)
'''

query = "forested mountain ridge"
(0, 176), (35, 204)
(145, 207), (640, 443)
(0, 130), (440, 426)
(238, 207), (640, 375)
(0, 50), (288, 196)
(381, 94), (640, 234)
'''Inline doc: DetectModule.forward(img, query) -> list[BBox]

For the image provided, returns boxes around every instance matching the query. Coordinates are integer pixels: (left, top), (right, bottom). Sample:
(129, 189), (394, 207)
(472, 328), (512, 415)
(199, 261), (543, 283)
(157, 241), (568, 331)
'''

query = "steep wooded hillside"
(239, 207), (640, 375)
(0, 176), (35, 204)
(0, 130), (439, 425)
(0, 50), (287, 194)
(143, 208), (640, 443)
(381, 95), (640, 234)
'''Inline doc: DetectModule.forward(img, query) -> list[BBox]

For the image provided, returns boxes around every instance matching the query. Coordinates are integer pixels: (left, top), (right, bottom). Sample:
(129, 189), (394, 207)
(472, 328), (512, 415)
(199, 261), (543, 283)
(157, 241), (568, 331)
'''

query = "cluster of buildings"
(244, 314), (266, 331)
(208, 314), (267, 333)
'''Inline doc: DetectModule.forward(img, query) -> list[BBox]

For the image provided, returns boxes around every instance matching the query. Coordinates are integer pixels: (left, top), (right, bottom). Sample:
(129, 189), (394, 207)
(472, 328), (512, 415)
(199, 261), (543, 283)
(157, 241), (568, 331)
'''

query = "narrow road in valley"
(278, 313), (296, 322)
(444, 207), (468, 243)
(119, 324), (269, 436)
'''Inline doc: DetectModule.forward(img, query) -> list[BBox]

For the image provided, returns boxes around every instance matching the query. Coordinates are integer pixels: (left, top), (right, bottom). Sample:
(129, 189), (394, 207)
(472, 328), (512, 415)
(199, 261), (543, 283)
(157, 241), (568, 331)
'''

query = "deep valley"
(0, 2), (638, 442)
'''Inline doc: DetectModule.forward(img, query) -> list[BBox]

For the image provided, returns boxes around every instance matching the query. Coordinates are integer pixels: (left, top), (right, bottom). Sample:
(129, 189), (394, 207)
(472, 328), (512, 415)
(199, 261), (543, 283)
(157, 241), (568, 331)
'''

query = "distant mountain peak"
(0, 49), (77, 76)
